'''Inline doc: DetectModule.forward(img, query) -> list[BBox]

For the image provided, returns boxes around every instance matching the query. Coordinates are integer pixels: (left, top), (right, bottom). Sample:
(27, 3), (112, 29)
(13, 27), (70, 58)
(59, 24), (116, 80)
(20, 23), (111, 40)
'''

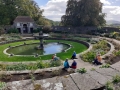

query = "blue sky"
(34, 0), (48, 6)
(34, 0), (120, 21)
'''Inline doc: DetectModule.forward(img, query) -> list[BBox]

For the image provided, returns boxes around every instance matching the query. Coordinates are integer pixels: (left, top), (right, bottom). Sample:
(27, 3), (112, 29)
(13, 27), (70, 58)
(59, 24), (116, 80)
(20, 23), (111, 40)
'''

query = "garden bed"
(81, 40), (111, 62)
(105, 55), (120, 65)
(0, 69), (72, 82)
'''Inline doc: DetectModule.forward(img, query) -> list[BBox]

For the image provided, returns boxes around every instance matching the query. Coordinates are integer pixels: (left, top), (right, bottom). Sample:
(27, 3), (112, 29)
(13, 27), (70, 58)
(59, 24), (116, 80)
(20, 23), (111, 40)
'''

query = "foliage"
(34, 84), (42, 90)
(0, 81), (6, 90)
(29, 73), (35, 82)
(105, 75), (120, 90)
(50, 60), (62, 67)
(114, 51), (120, 56)
(33, 28), (42, 33)
(106, 81), (114, 90)
(61, 0), (106, 26)
(7, 28), (19, 34)
(37, 61), (48, 69)
(81, 40), (109, 62)
(42, 26), (52, 33)
(113, 75), (120, 83)
(0, 0), (55, 26)
(0, 26), (5, 35)
(51, 70), (61, 76)
(81, 51), (96, 62)
(100, 64), (110, 68)
(110, 32), (120, 39)
(6, 63), (28, 71)
(0, 60), (62, 71)
(77, 68), (87, 74)
(93, 40), (108, 49)
(91, 68), (96, 71)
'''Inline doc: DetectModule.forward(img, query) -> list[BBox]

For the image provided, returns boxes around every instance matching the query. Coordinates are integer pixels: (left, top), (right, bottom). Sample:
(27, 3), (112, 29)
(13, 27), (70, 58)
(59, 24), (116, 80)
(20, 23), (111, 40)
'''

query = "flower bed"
(81, 40), (110, 62)
(0, 60), (62, 71)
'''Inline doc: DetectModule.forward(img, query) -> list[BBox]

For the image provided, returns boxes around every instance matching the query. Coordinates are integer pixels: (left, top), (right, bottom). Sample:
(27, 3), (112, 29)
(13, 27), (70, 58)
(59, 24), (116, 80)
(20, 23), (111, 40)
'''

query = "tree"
(0, 26), (5, 35)
(61, 0), (106, 26)
(0, 0), (44, 25)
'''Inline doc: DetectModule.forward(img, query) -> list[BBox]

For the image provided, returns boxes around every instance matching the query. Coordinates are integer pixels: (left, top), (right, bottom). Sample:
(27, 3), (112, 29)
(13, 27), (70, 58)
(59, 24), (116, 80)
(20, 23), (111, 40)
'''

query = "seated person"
(63, 59), (70, 70)
(52, 54), (55, 60)
(53, 54), (59, 60)
(93, 54), (102, 65)
(70, 60), (77, 69)
(71, 51), (77, 59)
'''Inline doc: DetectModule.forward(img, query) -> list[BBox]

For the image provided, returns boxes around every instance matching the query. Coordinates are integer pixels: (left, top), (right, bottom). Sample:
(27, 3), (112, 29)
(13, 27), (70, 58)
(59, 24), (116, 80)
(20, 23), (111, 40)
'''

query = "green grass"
(0, 40), (87, 62)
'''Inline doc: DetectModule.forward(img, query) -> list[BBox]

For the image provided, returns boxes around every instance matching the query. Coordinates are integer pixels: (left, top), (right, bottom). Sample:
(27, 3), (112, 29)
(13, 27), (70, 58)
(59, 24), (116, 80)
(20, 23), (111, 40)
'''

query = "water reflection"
(7, 43), (69, 55)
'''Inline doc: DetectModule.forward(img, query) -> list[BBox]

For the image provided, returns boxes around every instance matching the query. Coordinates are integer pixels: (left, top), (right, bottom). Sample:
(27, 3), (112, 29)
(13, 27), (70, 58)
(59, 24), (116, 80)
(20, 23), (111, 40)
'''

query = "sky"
(34, 0), (120, 21)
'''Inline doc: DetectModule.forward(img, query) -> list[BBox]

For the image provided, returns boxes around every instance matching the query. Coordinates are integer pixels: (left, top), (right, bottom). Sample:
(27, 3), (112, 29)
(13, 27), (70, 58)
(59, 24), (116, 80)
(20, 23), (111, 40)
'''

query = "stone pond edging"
(0, 37), (91, 64)
(3, 42), (71, 56)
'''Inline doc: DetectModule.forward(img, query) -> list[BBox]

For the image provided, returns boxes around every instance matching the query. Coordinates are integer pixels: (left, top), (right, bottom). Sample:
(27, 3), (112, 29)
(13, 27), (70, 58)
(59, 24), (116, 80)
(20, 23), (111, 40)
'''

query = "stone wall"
(52, 26), (120, 34)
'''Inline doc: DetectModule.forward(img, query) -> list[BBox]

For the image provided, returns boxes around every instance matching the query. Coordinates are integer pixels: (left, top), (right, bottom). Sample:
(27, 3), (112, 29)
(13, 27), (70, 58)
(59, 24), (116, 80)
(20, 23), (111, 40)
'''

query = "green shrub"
(93, 40), (107, 49)
(7, 28), (19, 34)
(106, 81), (114, 90)
(81, 51), (95, 62)
(50, 60), (62, 67)
(91, 68), (96, 71)
(33, 28), (42, 33)
(0, 81), (6, 89)
(37, 61), (47, 69)
(77, 68), (87, 74)
(114, 50), (120, 56)
(100, 64), (110, 68)
(6, 63), (28, 71)
(81, 40), (109, 62)
(113, 75), (120, 83)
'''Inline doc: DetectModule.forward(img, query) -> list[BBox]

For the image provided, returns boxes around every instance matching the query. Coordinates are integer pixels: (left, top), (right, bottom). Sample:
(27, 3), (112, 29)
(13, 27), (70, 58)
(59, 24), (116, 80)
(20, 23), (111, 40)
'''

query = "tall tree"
(61, 0), (106, 26)
(0, 0), (44, 25)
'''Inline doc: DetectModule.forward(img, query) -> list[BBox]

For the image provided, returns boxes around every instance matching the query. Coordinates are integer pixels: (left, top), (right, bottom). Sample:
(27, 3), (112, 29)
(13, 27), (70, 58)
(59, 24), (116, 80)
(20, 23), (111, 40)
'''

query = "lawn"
(0, 40), (87, 62)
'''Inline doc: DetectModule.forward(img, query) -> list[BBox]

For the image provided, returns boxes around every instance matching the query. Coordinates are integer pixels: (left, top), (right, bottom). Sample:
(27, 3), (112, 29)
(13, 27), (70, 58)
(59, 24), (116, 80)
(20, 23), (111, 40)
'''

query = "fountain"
(6, 31), (72, 55)
(37, 31), (44, 49)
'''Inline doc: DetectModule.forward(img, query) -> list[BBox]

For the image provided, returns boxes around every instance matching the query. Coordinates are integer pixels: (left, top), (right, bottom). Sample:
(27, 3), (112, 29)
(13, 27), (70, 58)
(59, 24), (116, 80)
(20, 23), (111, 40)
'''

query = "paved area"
(68, 54), (101, 71)
(5, 62), (120, 90)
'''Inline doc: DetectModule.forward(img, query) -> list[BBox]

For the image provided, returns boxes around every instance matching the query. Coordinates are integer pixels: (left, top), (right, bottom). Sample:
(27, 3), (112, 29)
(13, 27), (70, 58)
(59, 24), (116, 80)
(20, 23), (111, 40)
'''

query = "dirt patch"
(105, 55), (120, 65)
(0, 69), (73, 82)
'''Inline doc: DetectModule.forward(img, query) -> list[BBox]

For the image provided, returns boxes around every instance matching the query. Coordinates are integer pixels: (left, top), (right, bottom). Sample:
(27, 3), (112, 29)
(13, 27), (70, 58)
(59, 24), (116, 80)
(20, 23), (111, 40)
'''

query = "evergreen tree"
(61, 0), (106, 26)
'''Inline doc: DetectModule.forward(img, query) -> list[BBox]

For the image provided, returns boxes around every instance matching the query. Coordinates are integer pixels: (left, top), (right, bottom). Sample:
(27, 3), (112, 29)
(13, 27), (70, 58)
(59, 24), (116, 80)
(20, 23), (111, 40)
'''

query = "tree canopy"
(61, 0), (106, 27)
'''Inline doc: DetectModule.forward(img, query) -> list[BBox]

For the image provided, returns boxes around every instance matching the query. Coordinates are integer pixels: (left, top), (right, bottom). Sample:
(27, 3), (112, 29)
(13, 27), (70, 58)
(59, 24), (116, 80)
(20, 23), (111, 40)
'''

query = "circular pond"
(6, 43), (70, 55)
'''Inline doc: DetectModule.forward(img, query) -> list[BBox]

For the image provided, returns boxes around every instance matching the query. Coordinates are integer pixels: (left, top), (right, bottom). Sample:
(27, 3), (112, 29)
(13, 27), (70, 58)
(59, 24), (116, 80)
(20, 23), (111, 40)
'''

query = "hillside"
(45, 18), (60, 26)
(107, 20), (120, 25)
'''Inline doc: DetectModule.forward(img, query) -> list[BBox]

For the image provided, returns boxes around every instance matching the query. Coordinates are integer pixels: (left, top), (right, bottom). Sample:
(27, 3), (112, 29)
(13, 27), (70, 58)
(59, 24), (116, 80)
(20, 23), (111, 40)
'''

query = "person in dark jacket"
(70, 60), (77, 69)
(71, 51), (77, 59)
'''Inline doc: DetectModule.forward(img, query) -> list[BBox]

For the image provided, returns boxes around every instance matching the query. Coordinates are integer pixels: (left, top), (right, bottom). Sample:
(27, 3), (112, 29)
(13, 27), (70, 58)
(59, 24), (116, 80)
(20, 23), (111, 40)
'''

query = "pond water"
(7, 43), (69, 55)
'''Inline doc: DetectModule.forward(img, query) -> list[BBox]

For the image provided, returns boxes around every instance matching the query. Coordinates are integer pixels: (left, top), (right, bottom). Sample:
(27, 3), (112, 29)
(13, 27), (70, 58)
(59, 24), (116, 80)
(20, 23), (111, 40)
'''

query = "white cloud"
(100, 0), (111, 5)
(103, 6), (120, 21)
(40, 0), (68, 21)
(40, 0), (120, 21)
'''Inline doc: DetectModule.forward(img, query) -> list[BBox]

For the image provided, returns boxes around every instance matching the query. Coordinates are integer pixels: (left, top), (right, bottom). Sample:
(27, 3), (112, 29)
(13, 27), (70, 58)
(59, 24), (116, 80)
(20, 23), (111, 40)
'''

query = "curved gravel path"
(68, 38), (115, 71)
